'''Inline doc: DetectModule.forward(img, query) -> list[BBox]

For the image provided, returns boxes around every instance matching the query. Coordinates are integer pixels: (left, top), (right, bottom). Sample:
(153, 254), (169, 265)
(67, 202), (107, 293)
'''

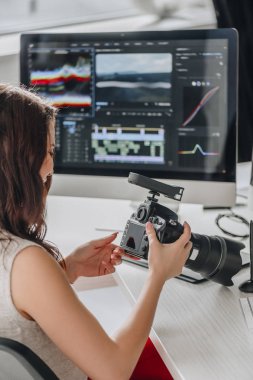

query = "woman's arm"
(11, 222), (191, 380)
(112, 221), (192, 370)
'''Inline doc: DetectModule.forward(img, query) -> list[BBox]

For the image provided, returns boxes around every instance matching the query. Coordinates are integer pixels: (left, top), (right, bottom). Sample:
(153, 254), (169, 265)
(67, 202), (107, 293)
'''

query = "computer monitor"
(20, 29), (238, 207)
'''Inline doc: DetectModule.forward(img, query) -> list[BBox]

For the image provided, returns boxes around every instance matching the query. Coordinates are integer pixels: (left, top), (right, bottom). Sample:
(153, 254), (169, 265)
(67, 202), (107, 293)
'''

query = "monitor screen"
(20, 29), (238, 207)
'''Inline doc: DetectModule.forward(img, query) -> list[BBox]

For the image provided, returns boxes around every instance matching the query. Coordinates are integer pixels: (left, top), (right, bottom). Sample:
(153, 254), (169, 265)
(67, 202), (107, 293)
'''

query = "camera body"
(121, 198), (183, 260)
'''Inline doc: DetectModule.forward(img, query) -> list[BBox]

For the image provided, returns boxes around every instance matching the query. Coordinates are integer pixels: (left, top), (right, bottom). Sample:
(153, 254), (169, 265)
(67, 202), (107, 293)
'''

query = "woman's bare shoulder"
(11, 244), (71, 316)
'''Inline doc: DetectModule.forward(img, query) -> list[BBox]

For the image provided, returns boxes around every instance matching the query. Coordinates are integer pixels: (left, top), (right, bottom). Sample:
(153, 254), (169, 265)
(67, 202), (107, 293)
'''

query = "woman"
(0, 83), (192, 380)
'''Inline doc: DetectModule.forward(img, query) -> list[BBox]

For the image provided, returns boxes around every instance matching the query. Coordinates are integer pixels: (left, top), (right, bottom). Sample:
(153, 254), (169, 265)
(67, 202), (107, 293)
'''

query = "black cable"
(215, 211), (250, 239)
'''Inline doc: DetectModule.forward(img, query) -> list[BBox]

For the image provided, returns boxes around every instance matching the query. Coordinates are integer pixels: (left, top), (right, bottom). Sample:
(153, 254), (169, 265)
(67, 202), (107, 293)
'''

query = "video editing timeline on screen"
(92, 124), (164, 164)
(27, 36), (228, 174)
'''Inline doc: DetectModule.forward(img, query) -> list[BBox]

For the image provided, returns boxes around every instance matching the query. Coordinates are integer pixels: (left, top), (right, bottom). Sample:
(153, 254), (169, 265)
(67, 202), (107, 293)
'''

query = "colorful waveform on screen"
(30, 63), (91, 86)
(182, 86), (220, 127)
(30, 59), (92, 108)
(177, 143), (219, 156)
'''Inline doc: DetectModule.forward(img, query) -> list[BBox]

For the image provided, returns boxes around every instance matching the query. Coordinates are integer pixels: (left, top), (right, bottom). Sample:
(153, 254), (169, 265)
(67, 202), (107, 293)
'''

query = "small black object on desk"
(239, 220), (253, 292)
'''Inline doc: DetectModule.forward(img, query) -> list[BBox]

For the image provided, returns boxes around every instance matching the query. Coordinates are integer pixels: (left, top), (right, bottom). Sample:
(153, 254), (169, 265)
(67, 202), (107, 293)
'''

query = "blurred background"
(0, 0), (216, 34)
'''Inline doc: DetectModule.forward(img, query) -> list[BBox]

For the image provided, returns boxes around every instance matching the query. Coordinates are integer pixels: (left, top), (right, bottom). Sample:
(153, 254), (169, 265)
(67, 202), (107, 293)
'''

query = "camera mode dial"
(136, 206), (148, 221)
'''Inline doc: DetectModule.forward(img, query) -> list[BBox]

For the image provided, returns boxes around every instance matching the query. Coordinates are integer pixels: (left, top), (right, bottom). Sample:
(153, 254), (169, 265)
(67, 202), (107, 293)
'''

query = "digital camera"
(120, 172), (245, 286)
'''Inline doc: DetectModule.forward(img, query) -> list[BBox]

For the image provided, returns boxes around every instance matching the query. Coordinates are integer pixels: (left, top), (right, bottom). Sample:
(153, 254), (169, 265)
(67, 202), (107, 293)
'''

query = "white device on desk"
(239, 221), (253, 292)
(248, 154), (253, 210)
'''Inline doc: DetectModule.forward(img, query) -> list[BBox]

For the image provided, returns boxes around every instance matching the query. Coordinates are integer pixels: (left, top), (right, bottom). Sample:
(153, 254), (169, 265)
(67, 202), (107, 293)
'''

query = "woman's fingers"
(101, 261), (116, 275)
(93, 232), (119, 248)
(177, 222), (191, 247)
(145, 221), (158, 245)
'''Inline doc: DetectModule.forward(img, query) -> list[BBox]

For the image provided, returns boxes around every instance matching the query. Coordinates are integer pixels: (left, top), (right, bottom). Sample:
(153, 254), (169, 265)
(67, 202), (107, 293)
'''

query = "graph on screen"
(182, 86), (220, 128)
(178, 136), (220, 169)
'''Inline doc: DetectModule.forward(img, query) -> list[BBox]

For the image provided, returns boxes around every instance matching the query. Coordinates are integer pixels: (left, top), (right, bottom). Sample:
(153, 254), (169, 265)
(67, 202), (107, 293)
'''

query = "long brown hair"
(0, 83), (64, 265)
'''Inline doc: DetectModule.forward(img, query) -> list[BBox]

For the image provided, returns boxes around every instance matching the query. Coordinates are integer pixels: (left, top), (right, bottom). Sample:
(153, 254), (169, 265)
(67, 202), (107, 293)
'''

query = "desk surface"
(45, 194), (253, 380)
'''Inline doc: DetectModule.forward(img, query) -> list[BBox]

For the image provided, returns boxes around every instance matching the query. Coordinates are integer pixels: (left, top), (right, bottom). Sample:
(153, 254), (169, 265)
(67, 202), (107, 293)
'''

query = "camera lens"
(185, 233), (244, 286)
(160, 219), (244, 286)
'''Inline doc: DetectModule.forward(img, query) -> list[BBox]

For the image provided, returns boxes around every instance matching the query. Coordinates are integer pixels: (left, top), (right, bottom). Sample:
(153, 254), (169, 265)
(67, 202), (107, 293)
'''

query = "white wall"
(0, 54), (19, 85)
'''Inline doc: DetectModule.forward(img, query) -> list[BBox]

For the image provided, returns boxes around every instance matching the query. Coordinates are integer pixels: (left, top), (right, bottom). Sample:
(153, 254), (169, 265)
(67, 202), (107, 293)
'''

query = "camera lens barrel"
(185, 233), (244, 286)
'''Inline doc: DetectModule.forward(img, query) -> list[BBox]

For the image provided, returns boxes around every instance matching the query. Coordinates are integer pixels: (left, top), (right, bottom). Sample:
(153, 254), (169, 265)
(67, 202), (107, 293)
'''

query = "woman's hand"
(147, 221), (192, 285)
(64, 233), (124, 283)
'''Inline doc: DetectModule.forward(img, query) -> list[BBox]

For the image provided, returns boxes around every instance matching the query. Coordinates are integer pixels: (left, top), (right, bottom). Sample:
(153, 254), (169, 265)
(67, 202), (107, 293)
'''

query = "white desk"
(45, 194), (253, 380)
